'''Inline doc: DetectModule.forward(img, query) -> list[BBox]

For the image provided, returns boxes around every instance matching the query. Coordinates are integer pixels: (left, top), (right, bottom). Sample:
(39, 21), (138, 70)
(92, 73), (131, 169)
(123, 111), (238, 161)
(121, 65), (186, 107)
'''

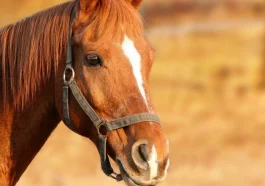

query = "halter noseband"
(62, 8), (160, 181)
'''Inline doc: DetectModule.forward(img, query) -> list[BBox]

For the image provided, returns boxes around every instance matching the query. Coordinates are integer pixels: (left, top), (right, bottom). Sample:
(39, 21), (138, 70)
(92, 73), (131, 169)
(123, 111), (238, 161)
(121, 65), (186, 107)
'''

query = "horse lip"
(116, 159), (140, 185)
(116, 159), (157, 186)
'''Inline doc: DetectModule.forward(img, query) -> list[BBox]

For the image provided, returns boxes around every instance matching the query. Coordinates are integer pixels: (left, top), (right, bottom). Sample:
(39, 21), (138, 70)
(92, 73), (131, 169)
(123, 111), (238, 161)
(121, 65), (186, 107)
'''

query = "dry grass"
(1, 1), (265, 186)
(148, 25), (265, 186)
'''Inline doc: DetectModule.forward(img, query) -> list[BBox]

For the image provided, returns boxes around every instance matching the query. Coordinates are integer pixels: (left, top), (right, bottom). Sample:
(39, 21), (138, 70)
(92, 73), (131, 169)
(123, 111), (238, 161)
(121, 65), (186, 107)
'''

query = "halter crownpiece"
(62, 7), (161, 181)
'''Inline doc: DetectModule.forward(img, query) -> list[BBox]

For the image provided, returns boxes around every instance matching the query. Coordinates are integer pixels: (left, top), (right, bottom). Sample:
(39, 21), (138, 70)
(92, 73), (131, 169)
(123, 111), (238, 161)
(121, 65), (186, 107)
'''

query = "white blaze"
(148, 145), (158, 179)
(121, 35), (148, 106)
(122, 35), (159, 179)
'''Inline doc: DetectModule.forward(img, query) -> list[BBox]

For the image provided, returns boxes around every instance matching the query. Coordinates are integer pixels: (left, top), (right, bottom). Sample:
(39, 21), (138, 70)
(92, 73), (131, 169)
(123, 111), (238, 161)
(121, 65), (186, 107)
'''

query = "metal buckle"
(63, 65), (75, 85)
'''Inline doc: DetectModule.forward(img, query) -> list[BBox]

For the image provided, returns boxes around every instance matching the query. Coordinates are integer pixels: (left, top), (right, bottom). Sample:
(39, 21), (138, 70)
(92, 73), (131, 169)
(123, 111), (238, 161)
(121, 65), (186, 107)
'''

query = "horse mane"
(0, 0), (144, 111)
(0, 1), (76, 110)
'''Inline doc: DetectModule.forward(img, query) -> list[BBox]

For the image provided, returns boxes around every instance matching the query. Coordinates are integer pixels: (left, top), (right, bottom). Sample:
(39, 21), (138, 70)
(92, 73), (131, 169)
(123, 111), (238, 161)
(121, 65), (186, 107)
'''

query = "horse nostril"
(139, 144), (150, 162)
(132, 140), (150, 170)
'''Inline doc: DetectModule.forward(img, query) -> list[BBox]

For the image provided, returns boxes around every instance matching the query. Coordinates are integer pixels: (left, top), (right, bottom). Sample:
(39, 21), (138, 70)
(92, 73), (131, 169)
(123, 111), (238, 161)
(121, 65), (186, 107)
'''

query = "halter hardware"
(97, 121), (109, 137)
(63, 65), (75, 85)
(62, 7), (161, 182)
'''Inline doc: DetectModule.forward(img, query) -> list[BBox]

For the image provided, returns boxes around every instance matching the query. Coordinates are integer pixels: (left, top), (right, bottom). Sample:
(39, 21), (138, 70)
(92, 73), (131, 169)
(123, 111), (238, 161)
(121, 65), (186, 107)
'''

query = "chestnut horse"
(0, 0), (170, 185)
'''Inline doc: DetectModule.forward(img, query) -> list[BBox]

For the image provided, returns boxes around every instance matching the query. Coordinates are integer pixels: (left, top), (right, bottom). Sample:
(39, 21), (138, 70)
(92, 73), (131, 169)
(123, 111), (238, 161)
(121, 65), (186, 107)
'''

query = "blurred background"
(1, 0), (265, 186)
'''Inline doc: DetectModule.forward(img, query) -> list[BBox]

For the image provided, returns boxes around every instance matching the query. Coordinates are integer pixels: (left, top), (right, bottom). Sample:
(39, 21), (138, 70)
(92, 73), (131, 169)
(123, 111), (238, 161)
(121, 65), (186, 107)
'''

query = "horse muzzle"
(116, 140), (170, 186)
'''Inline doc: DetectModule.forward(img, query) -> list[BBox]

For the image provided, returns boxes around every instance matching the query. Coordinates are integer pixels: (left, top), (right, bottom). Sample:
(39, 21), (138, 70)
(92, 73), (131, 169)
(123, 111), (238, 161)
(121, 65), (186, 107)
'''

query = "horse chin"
(116, 159), (157, 186)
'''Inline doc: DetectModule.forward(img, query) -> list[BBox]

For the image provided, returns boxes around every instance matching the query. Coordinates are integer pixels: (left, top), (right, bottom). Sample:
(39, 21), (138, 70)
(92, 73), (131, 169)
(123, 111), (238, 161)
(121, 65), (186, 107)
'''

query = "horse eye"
(85, 54), (103, 67)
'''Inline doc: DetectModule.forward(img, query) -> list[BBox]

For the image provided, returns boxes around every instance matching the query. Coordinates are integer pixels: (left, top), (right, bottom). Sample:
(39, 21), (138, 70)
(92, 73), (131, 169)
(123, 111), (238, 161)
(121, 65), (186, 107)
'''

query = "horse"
(0, 0), (170, 185)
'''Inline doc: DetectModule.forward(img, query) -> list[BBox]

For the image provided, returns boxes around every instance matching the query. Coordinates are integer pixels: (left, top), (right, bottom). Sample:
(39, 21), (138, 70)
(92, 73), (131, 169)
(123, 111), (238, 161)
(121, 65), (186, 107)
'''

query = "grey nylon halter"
(62, 8), (160, 181)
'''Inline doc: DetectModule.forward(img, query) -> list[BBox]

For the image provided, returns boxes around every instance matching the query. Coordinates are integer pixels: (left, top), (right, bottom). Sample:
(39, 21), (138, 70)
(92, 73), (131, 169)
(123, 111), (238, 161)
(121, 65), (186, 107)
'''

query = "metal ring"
(97, 122), (109, 137)
(63, 66), (75, 85)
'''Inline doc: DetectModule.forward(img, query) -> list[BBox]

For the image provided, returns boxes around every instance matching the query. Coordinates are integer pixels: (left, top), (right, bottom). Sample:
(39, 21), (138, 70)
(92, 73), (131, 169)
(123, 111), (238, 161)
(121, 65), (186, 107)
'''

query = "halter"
(62, 8), (160, 181)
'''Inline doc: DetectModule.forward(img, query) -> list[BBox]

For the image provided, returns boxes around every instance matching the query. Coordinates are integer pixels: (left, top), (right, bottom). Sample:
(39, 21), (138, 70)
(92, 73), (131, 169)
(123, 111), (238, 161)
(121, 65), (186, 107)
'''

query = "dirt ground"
(1, 0), (265, 186)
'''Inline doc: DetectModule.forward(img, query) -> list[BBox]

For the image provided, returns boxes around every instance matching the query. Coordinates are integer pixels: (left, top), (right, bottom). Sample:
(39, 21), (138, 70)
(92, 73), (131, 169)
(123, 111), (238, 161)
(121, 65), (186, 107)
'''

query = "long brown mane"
(0, 1), (75, 110)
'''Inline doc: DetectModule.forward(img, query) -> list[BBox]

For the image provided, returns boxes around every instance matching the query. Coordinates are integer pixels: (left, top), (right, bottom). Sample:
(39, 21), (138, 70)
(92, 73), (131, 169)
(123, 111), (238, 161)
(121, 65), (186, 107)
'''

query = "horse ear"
(79, 0), (99, 13)
(127, 0), (143, 9)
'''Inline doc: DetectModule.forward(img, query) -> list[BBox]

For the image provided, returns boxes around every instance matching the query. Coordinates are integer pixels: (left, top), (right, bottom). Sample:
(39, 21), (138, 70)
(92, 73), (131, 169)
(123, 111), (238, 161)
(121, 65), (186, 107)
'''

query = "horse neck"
(0, 78), (61, 185)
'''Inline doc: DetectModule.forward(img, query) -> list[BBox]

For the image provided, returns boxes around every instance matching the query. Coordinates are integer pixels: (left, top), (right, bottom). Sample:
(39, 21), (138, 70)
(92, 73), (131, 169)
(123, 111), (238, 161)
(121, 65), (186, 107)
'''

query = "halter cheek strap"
(62, 8), (160, 181)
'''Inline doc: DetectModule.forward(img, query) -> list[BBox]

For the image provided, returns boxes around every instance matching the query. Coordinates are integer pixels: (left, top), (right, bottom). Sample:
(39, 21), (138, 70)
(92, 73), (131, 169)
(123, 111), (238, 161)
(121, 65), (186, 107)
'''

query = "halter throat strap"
(62, 8), (160, 181)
